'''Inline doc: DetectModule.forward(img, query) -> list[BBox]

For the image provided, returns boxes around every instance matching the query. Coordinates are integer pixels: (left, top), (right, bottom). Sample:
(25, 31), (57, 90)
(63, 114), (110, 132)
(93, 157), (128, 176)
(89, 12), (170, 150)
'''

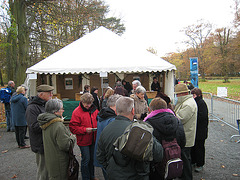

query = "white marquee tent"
(26, 26), (176, 99)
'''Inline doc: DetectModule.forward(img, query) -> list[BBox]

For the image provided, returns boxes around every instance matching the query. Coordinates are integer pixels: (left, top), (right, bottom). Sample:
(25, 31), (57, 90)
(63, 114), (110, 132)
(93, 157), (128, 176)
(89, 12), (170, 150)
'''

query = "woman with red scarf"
(69, 93), (99, 180)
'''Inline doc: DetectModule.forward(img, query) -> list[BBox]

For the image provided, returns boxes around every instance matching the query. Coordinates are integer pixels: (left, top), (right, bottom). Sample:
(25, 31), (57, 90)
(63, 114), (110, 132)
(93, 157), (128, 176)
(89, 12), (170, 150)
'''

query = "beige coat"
(131, 94), (149, 120)
(174, 94), (197, 147)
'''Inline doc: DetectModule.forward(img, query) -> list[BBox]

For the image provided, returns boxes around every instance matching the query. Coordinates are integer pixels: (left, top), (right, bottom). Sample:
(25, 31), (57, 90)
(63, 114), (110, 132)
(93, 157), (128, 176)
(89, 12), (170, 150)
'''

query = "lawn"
(199, 78), (240, 101)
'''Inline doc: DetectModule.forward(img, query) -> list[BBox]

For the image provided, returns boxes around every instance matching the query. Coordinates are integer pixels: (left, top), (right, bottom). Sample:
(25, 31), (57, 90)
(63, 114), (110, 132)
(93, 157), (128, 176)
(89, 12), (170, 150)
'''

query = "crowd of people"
(3, 77), (209, 180)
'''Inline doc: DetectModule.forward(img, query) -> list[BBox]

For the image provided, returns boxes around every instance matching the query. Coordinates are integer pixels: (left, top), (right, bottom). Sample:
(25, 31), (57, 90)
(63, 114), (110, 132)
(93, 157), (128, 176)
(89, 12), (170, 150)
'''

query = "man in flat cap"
(25, 84), (54, 180)
(174, 83), (197, 180)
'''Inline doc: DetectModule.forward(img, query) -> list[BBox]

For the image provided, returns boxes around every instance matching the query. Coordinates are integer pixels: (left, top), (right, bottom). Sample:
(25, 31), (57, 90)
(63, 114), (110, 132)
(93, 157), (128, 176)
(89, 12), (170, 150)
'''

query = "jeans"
(79, 144), (95, 180)
(15, 126), (26, 147)
(5, 107), (14, 131)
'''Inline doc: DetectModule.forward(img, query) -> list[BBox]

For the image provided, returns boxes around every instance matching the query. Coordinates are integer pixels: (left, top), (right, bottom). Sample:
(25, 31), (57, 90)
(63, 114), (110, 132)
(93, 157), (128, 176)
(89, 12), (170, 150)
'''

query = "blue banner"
(190, 57), (198, 88)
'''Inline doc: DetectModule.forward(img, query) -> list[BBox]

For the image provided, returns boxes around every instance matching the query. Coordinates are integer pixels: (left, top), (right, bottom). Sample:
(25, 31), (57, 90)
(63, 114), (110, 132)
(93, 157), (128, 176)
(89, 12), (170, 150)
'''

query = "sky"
(104, 0), (236, 57)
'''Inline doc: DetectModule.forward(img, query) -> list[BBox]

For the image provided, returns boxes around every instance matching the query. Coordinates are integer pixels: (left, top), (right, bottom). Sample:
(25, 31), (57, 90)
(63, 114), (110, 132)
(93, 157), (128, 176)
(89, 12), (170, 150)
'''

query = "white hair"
(135, 86), (146, 94)
(132, 80), (141, 86)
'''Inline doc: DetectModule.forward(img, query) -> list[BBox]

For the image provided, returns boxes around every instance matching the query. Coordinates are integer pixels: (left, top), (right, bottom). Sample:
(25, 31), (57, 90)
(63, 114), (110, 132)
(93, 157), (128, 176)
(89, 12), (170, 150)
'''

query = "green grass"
(199, 79), (240, 101)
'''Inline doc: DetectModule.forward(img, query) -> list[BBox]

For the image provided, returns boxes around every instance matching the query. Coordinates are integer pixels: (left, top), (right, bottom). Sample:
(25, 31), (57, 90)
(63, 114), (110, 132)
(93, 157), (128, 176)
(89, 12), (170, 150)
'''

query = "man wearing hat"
(25, 84), (54, 180)
(174, 83), (197, 180)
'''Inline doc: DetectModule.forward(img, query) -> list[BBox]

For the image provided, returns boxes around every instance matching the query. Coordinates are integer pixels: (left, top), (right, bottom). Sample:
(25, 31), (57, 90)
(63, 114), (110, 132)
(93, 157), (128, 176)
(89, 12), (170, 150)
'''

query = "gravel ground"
(0, 120), (239, 180)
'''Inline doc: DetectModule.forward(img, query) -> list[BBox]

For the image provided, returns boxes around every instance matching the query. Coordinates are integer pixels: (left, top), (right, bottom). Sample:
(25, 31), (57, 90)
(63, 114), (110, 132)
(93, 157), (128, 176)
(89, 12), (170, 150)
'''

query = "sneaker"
(195, 166), (203, 172)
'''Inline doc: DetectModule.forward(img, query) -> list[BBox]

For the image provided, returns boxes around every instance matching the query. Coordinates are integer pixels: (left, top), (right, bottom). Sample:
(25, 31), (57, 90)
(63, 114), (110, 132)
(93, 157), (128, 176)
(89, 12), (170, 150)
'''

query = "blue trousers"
(79, 144), (95, 180)
(5, 107), (14, 131)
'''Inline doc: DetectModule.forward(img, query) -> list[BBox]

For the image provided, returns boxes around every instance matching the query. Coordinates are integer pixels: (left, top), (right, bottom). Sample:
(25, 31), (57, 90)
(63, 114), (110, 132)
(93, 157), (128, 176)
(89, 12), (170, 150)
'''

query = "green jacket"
(174, 94), (197, 147)
(97, 115), (163, 180)
(38, 113), (76, 180)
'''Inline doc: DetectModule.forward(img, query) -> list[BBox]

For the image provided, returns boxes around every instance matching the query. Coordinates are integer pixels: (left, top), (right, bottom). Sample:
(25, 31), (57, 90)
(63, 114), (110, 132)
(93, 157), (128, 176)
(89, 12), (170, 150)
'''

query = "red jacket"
(69, 103), (99, 146)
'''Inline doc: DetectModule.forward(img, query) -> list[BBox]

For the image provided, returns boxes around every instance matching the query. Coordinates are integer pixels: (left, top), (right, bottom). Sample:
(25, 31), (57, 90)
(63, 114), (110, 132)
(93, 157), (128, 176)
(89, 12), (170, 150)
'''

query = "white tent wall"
(164, 70), (175, 102)
(28, 79), (37, 97)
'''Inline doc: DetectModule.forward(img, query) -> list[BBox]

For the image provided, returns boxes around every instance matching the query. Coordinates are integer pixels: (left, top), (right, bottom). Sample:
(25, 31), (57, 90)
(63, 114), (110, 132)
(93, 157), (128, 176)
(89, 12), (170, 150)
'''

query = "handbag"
(68, 142), (79, 180)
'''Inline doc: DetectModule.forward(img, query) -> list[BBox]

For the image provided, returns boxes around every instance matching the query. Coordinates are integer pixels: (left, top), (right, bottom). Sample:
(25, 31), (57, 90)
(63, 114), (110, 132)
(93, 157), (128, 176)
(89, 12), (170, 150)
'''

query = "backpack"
(156, 138), (183, 180)
(0, 88), (12, 103)
(113, 120), (154, 161)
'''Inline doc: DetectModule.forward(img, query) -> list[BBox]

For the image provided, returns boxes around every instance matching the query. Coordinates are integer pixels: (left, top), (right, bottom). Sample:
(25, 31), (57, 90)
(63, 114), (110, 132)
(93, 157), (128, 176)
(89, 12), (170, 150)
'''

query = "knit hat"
(37, 85), (54, 92)
(174, 83), (190, 94)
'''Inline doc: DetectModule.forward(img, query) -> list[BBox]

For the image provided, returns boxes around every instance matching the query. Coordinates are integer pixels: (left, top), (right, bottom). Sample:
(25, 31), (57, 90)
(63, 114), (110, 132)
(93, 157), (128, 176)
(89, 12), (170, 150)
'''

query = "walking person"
(5, 80), (16, 132)
(174, 83), (197, 180)
(25, 84), (54, 180)
(69, 93), (99, 180)
(38, 98), (76, 180)
(10, 86), (30, 149)
(190, 88), (209, 172)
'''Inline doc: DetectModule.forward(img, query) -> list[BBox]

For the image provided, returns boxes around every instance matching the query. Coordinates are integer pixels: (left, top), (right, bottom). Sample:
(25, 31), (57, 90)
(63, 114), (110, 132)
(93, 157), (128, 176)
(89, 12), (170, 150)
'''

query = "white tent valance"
(26, 27), (176, 74)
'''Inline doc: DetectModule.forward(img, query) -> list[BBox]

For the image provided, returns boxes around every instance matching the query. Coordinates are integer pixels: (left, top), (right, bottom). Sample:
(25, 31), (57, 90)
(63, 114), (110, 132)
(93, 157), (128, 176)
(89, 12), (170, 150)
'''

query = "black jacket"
(195, 96), (209, 140)
(151, 82), (161, 92)
(146, 111), (186, 148)
(25, 96), (46, 154)
(92, 92), (100, 110)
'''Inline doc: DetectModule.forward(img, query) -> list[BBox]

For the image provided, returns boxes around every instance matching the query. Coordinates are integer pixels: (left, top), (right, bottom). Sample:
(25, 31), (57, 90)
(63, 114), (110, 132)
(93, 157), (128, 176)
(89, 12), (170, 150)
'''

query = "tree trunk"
(15, 0), (28, 85)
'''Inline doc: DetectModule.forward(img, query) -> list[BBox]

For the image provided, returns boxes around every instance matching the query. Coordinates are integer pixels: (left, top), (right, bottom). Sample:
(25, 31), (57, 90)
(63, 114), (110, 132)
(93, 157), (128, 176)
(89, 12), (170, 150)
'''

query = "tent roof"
(26, 27), (176, 74)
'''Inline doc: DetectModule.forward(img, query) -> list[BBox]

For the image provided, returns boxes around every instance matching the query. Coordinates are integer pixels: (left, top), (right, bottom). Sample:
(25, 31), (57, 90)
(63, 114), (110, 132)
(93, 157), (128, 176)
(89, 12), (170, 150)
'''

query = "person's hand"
(86, 128), (93, 134)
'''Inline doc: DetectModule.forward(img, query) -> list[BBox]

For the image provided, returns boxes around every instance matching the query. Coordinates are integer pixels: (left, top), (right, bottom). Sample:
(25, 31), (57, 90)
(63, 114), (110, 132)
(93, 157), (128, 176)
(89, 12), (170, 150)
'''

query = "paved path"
(0, 120), (239, 180)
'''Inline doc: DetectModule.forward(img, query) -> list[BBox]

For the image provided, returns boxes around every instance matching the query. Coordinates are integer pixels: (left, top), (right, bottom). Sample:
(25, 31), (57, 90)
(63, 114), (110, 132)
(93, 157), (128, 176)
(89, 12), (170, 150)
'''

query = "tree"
(214, 28), (231, 82)
(0, 0), (125, 86)
(182, 19), (212, 80)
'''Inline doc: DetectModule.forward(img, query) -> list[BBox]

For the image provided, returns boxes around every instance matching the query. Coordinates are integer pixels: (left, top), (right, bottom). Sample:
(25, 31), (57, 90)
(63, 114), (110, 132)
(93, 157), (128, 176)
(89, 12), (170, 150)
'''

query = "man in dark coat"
(190, 88), (209, 172)
(151, 77), (161, 92)
(97, 96), (163, 180)
(25, 84), (54, 180)
(94, 94), (121, 179)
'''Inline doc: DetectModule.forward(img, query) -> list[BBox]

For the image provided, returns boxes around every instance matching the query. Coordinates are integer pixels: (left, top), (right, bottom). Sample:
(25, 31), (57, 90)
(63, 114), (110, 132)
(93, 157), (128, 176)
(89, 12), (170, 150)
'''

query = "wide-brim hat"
(174, 83), (190, 94)
(37, 84), (54, 92)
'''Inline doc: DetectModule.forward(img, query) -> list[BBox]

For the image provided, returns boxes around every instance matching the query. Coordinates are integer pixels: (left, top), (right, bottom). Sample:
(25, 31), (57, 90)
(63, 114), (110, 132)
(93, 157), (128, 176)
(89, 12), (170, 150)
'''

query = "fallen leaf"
(221, 165), (225, 168)
(2, 150), (8, 153)
(220, 140), (224, 142)
(11, 174), (17, 178)
(200, 178), (205, 180)
(221, 124), (224, 126)
(233, 174), (239, 177)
